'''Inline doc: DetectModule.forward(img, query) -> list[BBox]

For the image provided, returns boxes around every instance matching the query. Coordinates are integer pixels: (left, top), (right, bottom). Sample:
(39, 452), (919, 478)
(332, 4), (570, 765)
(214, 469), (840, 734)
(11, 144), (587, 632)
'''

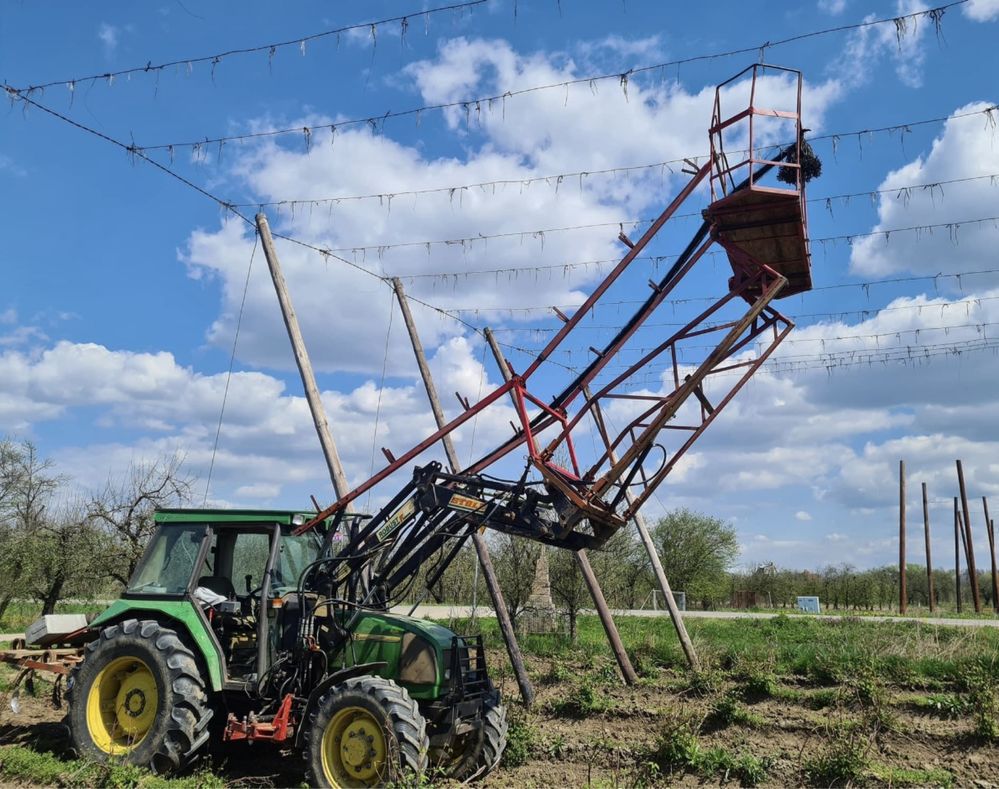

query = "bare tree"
(490, 533), (541, 628)
(548, 548), (588, 643)
(23, 500), (108, 614)
(88, 455), (194, 586)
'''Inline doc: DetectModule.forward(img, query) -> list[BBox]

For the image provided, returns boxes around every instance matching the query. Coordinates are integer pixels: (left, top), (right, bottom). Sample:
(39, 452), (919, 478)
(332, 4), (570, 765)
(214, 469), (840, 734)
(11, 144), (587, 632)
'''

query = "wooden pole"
(584, 384), (699, 670)
(922, 482), (934, 612)
(390, 278), (535, 705)
(483, 327), (637, 685)
(956, 460), (981, 612)
(256, 214), (353, 506)
(984, 497), (998, 613)
(954, 497), (962, 613)
(899, 460), (907, 615)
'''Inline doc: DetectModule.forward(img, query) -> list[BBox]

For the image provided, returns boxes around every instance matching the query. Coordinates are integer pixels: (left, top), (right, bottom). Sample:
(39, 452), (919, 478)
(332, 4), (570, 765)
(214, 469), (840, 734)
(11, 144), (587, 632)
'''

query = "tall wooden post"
(956, 460), (981, 612)
(922, 482), (934, 612)
(256, 213), (353, 505)
(584, 384), (699, 669)
(954, 498), (962, 613)
(390, 278), (535, 705)
(899, 460), (907, 614)
(984, 497), (998, 613)
(483, 328), (637, 685)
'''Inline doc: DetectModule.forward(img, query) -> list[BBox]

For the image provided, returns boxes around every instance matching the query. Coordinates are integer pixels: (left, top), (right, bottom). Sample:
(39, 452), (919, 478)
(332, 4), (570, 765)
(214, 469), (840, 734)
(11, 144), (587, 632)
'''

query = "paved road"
(389, 605), (999, 628)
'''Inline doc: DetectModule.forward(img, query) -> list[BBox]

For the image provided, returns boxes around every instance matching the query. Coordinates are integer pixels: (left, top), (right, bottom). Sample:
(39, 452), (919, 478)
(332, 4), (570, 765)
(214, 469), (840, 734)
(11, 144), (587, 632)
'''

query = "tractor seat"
(197, 575), (236, 599)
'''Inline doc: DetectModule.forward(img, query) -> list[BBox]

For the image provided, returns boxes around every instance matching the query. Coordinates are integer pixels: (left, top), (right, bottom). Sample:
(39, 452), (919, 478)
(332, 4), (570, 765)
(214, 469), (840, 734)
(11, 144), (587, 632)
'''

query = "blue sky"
(2, 0), (999, 571)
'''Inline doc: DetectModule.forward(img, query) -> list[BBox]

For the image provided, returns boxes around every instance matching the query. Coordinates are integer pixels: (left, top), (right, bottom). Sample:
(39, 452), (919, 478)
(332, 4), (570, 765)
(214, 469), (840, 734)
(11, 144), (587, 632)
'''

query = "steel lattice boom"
(300, 66), (815, 601)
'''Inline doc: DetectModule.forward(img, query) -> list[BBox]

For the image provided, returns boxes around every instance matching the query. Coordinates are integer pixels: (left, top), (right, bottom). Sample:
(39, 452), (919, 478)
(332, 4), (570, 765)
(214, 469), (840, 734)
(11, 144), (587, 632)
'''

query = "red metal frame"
(224, 692), (295, 743)
(303, 64), (812, 544)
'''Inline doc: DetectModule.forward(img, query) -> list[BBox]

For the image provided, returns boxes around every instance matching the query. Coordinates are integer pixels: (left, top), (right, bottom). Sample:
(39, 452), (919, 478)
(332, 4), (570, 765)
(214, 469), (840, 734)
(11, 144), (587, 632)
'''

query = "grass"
(1, 613), (996, 786)
(0, 746), (225, 788)
(869, 764), (955, 787)
(453, 613), (999, 689)
(0, 601), (108, 634)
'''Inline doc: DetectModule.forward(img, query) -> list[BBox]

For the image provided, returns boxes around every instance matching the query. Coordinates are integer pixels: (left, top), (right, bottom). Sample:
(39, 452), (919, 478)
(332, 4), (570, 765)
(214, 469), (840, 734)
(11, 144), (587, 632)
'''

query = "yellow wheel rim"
(321, 706), (389, 787)
(85, 656), (159, 754)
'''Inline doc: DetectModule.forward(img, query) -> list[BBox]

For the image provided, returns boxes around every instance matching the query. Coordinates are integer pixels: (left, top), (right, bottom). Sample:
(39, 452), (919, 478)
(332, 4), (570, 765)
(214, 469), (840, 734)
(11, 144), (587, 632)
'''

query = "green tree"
(0, 439), (61, 618)
(652, 509), (738, 608)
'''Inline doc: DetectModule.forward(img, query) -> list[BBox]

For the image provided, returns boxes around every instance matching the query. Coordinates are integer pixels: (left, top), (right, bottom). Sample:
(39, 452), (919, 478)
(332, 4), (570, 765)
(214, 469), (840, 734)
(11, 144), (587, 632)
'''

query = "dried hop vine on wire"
(778, 138), (822, 185)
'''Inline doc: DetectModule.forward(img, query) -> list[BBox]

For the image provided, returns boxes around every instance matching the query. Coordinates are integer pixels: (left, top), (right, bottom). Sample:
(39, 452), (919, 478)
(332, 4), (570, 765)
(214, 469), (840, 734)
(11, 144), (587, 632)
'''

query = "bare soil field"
(1, 615), (997, 787)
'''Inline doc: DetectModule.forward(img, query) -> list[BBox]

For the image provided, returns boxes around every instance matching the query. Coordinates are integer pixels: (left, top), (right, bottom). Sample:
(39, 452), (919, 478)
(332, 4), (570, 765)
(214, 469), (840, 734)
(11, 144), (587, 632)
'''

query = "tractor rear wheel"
(446, 695), (508, 781)
(305, 676), (428, 788)
(68, 619), (213, 774)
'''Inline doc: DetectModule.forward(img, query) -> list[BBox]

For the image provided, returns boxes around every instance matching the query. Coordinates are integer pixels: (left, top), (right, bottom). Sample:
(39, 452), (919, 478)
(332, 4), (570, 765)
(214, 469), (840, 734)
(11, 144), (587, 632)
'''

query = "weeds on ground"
(917, 693), (970, 719)
(650, 716), (701, 772)
(960, 665), (999, 741)
(741, 671), (779, 701)
(544, 660), (571, 684)
(848, 675), (898, 734)
(644, 716), (769, 786)
(549, 679), (613, 717)
(704, 694), (763, 730)
(681, 669), (722, 697)
(802, 734), (870, 787)
(501, 713), (536, 768)
(803, 688), (840, 709)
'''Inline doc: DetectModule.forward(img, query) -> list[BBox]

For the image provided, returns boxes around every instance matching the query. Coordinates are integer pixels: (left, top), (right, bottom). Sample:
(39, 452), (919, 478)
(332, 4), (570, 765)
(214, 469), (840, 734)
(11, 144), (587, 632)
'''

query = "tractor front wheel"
(68, 619), (213, 774)
(305, 676), (428, 788)
(446, 695), (508, 781)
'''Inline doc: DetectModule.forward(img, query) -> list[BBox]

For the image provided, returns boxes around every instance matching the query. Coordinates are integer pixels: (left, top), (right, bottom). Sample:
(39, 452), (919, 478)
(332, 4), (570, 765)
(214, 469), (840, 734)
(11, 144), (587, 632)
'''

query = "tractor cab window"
(127, 524), (206, 596)
(230, 532), (272, 596)
(274, 532), (323, 594)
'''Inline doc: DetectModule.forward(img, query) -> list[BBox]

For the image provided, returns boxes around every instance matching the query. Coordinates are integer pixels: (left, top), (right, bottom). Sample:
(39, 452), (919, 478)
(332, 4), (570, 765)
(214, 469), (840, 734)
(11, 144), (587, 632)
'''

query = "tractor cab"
(122, 509), (328, 687)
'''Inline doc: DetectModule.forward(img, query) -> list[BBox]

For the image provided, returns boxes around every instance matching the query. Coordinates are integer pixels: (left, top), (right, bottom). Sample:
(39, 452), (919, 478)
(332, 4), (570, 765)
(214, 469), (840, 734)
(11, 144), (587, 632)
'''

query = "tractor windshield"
(273, 531), (322, 593)
(127, 523), (207, 596)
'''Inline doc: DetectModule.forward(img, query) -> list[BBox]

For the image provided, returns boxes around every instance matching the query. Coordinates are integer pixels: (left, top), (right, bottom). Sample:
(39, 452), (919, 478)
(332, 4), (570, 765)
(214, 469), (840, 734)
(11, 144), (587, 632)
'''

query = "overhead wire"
(440, 267), (999, 315)
(115, 1), (968, 156)
(7, 72), (995, 384)
(204, 233), (258, 504)
(233, 135), (999, 214)
(320, 204), (999, 262)
(9, 1), (488, 94)
(489, 293), (999, 334)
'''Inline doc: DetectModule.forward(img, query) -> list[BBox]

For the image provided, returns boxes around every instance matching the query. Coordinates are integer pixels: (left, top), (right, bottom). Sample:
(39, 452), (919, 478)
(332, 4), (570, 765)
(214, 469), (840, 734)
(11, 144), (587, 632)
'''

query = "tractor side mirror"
(245, 574), (253, 594)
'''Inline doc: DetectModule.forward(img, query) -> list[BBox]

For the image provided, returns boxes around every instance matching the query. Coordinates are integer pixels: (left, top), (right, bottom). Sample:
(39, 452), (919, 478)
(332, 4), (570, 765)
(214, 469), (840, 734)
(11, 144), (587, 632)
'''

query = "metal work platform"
(707, 64), (813, 299)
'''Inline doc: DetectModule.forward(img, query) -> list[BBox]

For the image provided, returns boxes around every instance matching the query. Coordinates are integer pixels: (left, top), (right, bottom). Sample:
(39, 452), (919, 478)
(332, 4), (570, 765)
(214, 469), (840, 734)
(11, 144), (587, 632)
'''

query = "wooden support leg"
(392, 278), (535, 706)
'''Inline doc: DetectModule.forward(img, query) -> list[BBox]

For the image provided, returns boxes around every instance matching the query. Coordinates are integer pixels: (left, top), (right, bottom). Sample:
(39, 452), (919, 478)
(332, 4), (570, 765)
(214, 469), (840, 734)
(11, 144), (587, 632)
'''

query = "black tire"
(67, 618), (213, 774)
(304, 676), (428, 788)
(447, 695), (508, 782)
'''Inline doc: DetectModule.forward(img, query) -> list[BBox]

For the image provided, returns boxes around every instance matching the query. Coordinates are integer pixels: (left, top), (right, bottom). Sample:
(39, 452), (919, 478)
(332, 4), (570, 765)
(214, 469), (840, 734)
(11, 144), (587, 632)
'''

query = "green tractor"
(67, 507), (507, 787)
